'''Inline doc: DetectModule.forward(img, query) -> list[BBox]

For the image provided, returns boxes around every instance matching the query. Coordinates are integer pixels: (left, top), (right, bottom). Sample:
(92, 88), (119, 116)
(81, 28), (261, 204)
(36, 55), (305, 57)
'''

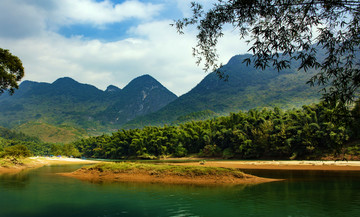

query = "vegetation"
(84, 162), (245, 178)
(0, 145), (32, 158)
(0, 126), (41, 143)
(73, 102), (359, 160)
(14, 122), (88, 144)
(0, 55), (322, 133)
(175, 0), (360, 104)
(0, 145), (32, 167)
(0, 48), (24, 95)
(0, 75), (177, 136)
(125, 54), (321, 128)
(0, 127), (80, 158)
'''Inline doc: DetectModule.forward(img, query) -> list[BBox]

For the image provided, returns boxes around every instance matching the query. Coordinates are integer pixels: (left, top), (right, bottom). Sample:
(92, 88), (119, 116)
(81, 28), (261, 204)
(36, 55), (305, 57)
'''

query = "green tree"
(0, 48), (25, 95)
(175, 0), (360, 103)
(0, 145), (32, 158)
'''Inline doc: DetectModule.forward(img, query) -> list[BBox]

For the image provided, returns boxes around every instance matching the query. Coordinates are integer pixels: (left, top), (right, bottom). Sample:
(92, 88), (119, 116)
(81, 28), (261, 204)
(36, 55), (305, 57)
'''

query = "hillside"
(14, 122), (88, 144)
(0, 75), (177, 136)
(0, 54), (324, 138)
(96, 75), (178, 125)
(124, 54), (321, 128)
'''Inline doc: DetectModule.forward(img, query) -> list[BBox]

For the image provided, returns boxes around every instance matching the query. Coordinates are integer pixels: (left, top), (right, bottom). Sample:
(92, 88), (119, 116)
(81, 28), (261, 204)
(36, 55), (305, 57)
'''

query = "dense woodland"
(72, 102), (360, 160)
(0, 127), (80, 158)
(1, 102), (360, 160)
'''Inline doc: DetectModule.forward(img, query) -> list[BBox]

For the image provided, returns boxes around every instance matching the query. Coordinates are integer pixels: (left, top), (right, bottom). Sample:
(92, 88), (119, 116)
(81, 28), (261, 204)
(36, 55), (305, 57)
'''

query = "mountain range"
(124, 54), (321, 128)
(0, 74), (177, 141)
(0, 54), (321, 142)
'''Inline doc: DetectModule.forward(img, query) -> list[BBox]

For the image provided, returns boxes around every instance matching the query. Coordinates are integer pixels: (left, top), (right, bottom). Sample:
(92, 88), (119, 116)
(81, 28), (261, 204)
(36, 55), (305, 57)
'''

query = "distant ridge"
(0, 53), (323, 139)
(0, 74), (177, 136)
(124, 54), (321, 128)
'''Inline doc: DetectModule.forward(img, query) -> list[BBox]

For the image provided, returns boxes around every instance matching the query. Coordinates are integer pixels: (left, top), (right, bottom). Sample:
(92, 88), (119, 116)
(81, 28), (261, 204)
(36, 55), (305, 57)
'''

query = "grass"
(0, 157), (27, 168)
(84, 162), (245, 178)
(15, 121), (88, 143)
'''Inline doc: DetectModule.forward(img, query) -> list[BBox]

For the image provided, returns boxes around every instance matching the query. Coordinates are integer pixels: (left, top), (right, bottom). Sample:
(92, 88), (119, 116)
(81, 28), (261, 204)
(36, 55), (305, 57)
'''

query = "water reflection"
(241, 168), (360, 181)
(0, 170), (31, 190)
(0, 165), (360, 217)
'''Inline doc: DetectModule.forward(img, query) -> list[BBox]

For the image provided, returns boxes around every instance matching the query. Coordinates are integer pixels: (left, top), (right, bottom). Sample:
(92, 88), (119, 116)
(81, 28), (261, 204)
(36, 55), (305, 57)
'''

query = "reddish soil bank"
(60, 168), (280, 186)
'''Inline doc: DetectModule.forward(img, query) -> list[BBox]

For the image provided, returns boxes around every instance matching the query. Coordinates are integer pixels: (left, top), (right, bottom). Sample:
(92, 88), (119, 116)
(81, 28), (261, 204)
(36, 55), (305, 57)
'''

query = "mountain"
(105, 85), (121, 93)
(97, 75), (178, 125)
(0, 53), (324, 139)
(0, 75), (177, 138)
(124, 54), (322, 128)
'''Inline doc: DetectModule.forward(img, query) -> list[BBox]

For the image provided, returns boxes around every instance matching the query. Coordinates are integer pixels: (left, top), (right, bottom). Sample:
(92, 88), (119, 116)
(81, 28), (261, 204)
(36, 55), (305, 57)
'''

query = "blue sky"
(0, 0), (249, 96)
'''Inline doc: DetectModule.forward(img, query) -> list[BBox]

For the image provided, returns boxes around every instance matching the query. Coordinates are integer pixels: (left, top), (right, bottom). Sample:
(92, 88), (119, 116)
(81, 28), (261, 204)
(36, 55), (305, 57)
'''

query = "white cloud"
(0, 0), (46, 38)
(0, 0), (163, 38)
(52, 0), (163, 27)
(0, 0), (249, 96)
(1, 21), (206, 96)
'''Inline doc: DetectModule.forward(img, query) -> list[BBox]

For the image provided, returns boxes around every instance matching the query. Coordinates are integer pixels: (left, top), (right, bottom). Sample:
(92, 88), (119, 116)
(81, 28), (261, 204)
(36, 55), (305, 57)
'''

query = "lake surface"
(1, 164), (360, 217)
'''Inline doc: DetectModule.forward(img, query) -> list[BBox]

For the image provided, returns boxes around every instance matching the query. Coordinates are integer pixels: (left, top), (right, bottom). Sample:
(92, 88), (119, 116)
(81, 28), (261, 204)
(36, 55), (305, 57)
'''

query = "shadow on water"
(0, 164), (87, 190)
(240, 168), (360, 182)
(1, 164), (360, 217)
(0, 170), (31, 190)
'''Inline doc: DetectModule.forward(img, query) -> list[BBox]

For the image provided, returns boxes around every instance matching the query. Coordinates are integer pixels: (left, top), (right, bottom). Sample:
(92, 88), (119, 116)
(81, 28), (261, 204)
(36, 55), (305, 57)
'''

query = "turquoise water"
(1, 165), (360, 217)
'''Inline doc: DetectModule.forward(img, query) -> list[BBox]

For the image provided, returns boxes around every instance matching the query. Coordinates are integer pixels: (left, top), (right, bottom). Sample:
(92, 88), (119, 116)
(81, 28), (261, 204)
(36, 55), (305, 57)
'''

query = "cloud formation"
(0, 0), (249, 96)
(52, 0), (163, 26)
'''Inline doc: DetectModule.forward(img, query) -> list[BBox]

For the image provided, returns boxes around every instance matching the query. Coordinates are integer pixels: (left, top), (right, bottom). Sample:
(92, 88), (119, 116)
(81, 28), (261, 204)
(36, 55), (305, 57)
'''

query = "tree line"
(0, 127), (80, 158)
(72, 102), (360, 160)
(1, 102), (359, 160)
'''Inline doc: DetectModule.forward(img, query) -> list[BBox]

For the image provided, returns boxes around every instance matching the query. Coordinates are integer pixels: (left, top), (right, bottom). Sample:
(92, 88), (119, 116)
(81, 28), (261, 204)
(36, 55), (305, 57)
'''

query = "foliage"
(0, 75), (176, 137)
(0, 127), (80, 157)
(0, 126), (41, 143)
(125, 54), (321, 128)
(73, 102), (357, 160)
(0, 48), (25, 95)
(175, 110), (219, 123)
(14, 122), (88, 144)
(49, 143), (81, 157)
(0, 54), (322, 133)
(175, 0), (360, 104)
(0, 145), (32, 158)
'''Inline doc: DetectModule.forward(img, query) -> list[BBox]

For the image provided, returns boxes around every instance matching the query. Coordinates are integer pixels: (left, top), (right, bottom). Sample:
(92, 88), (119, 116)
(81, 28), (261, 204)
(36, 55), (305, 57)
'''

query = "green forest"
(72, 102), (360, 160)
(0, 126), (80, 158)
(2, 102), (360, 161)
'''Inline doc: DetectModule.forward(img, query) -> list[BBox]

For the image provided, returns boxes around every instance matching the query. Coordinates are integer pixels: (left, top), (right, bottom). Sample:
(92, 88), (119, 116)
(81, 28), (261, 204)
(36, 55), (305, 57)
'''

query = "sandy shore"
(0, 157), (98, 174)
(172, 160), (360, 171)
(29, 157), (99, 165)
(3, 158), (360, 185)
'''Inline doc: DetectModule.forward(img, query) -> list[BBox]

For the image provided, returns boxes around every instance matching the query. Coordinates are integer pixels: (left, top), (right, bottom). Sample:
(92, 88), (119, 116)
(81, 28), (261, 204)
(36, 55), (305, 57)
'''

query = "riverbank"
(0, 157), (98, 174)
(171, 160), (360, 171)
(61, 162), (280, 185)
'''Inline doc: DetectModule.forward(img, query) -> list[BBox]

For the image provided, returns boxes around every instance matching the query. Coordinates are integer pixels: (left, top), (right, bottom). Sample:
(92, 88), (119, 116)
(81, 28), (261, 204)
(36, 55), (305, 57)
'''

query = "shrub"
(0, 145), (32, 158)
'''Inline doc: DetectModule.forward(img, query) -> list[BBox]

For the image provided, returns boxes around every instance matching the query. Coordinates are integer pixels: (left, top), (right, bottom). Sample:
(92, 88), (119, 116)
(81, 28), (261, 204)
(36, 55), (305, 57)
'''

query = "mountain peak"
(52, 77), (79, 85)
(123, 74), (163, 93)
(105, 85), (121, 92)
(130, 74), (156, 83)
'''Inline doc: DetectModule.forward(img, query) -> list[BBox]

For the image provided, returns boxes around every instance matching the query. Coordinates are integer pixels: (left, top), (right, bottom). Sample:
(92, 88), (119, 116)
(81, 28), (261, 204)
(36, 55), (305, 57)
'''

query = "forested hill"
(96, 75), (179, 125)
(124, 54), (322, 128)
(0, 75), (177, 139)
(72, 102), (360, 160)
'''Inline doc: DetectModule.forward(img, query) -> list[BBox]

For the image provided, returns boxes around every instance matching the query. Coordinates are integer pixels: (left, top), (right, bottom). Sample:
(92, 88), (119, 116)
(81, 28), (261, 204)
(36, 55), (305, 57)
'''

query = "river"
(0, 164), (360, 217)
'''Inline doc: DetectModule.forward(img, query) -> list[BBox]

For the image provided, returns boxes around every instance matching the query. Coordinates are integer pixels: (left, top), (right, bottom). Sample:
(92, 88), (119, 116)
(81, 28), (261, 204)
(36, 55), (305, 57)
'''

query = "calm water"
(1, 164), (360, 217)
